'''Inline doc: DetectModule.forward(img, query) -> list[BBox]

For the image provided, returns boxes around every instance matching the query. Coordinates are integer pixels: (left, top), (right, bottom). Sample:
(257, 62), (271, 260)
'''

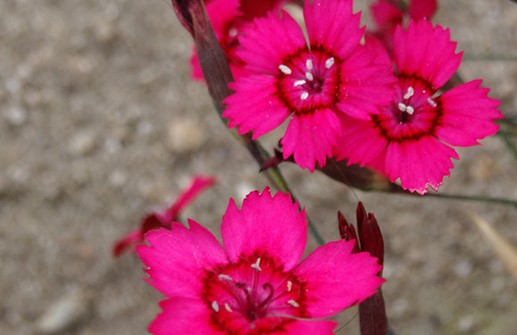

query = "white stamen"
(405, 105), (415, 115)
(218, 274), (233, 282)
(305, 72), (314, 81)
(398, 102), (407, 112)
(211, 301), (220, 312)
(224, 303), (233, 312)
(293, 79), (306, 87)
(325, 57), (335, 69)
(403, 86), (414, 100)
(251, 257), (262, 271)
(287, 281), (293, 292)
(279, 64), (292, 75)
(228, 28), (238, 37)
(427, 97), (437, 107)
(306, 59), (313, 70)
(300, 92), (309, 100)
(287, 299), (300, 308)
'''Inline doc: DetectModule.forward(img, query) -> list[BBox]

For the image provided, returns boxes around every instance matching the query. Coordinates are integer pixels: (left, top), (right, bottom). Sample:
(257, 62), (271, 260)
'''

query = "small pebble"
(68, 131), (97, 156)
(166, 118), (206, 154)
(35, 288), (89, 334)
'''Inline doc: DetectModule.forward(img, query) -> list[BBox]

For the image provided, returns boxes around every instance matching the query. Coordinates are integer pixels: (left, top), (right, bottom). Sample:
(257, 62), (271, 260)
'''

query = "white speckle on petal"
(325, 57), (335, 69)
(251, 257), (262, 271)
(287, 299), (299, 308)
(218, 274), (233, 282)
(293, 80), (306, 87)
(211, 301), (220, 312)
(279, 64), (292, 75)
(306, 59), (313, 70)
(300, 92), (309, 100)
(224, 303), (233, 312)
(403, 86), (414, 100)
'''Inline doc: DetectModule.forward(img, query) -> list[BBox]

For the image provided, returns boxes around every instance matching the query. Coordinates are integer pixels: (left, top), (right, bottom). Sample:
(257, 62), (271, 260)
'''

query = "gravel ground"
(1, 0), (517, 334)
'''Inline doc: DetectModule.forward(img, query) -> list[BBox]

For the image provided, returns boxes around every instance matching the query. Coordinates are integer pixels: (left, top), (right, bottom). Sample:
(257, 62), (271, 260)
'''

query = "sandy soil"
(1, 0), (517, 334)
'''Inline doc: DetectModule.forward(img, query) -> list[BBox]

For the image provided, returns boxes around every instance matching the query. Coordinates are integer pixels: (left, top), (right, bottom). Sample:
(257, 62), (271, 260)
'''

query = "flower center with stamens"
(373, 75), (443, 142)
(276, 48), (341, 115)
(202, 253), (307, 334)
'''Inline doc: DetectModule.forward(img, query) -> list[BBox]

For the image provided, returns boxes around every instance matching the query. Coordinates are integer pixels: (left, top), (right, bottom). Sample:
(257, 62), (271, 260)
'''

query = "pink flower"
(370, 0), (437, 53)
(138, 188), (383, 334)
(334, 20), (503, 194)
(223, 0), (395, 171)
(112, 175), (215, 256)
(190, 0), (285, 81)
(371, 0), (437, 31)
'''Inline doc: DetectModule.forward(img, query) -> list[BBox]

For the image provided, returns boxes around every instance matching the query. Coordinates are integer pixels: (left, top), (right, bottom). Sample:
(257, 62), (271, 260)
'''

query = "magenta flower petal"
(334, 115), (387, 167)
(225, 0), (395, 169)
(436, 80), (502, 146)
(409, 0), (438, 21)
(237, 11), (306, 74)
(304, 0), (362, 59)
(271, 320), (337, 335)
(137, 221), (227, 298)
(282, 109), (341, 171)
(149, 298), (220, 335)
(166, 175), (216, 221)
(370, 0), (403, 30)
(384, 137), (459, 194)
(223, 75), (290, 139)
(221, 188), (307, 271)
(140, 189), (384, 333)
(112, 229), (142, 257)
(294, 240), (384, 317)
(393, 20), (462, 89)
(337, 39), (396, 120)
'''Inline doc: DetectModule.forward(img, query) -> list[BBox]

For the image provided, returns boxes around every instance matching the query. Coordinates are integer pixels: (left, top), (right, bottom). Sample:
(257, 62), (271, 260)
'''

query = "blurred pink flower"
(138, 188), (383, 334)
(223, 0), (394, 171)
(370, 0), (437, 53)
(335, 20), (502, 194)
(190, 0), (285, 81)
(112, 175), (215, 257)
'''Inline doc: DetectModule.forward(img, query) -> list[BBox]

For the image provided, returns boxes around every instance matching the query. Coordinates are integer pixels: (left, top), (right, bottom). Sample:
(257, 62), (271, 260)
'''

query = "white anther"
(287, 281), (293, 292)
(224, 303), (233, 312)
(300, 92), (309, 100)
(228, 28), (238, 37)
(403, 86), (414, 100)
(398, 102), (407, 112)
(279, 64), (292, 75)
(405, 105), (415, 115)
(305, 72), (314, 81)
(325, 57), (335, 69)
(218, 274), (233, 282)
(287, 299), (300, 308)
(211, 301), (220, 312)
(427, 97), (437, 107)
(293, 80), (306, 87)
(251, 257), (262, 271)
(306, 59), (313, 70)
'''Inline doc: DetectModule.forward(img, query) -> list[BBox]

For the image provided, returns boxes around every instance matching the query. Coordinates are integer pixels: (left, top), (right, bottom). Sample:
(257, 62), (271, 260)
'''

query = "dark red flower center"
(373, 74), (443, 142)
(276, 48), (341, 115)
(202, 253), (307, 334)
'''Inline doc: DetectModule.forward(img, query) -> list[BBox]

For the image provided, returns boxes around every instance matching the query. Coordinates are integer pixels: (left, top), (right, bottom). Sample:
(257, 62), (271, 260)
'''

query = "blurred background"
(1, 0), (517, 334)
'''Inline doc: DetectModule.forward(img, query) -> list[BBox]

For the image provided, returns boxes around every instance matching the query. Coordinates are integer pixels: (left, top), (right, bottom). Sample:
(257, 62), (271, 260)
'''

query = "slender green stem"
(424, 192), (517, 208)
(306, 214), (326, 246)
(498, 131), (517, 161)
(185, 0), (326, 245)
